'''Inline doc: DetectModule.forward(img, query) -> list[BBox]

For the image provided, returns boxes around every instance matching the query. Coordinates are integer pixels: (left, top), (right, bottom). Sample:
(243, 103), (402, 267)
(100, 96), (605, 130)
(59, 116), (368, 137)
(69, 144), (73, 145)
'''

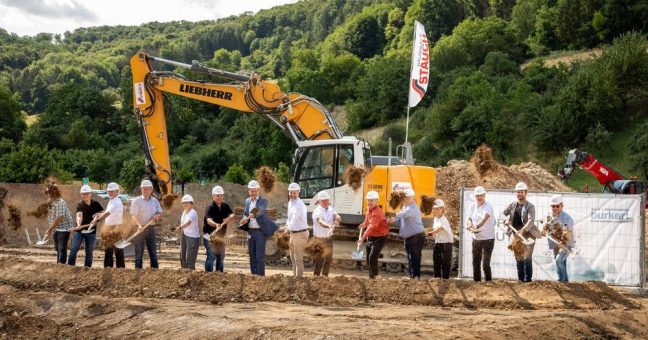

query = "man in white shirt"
(286, 183), (308, 277)
(130, 180), (163, 269)
(311, 191), (340, 277)
(93, 182), (125, 268)
(467, 186), (495, 282)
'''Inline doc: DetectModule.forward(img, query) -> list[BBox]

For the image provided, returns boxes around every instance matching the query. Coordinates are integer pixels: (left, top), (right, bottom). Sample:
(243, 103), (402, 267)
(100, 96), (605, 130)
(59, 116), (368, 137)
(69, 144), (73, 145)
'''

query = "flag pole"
(405, 22), (418, 144)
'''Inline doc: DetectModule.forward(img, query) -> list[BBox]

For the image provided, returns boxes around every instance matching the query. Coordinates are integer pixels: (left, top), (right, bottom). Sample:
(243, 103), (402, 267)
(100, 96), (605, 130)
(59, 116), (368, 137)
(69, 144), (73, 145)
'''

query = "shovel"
(203, 225), (223, 241)
(546, 234), (572, 253)
(504, 223), (535, 246)
(35, 234), (49, 246)
(80, 223), (95, 234)
(114, 221), (154, 249)
(351, 228), (364, 260)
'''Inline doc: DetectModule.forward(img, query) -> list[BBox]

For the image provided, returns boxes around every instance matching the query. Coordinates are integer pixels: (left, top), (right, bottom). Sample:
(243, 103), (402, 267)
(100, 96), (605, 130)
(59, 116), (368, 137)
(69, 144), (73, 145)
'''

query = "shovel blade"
(351, 250), (364, 260)
(203, 233), (211, 241)
(36, 239), (49, 246)
(114, 240), (131, 249)
(81, 228), (94, 234)
(522, 239), (535, 246)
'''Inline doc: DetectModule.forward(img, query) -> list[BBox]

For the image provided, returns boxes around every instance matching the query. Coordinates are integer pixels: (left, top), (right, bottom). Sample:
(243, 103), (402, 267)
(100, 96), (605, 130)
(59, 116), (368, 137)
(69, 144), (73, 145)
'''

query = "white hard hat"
(474, 186), (487, 196)
(80, 185), (92, 194)
(288, 182), (300, 191)
(550, 194), (563, 205)
(404, 188), (415, 197)
(247, 180), (260, 189)
(365, 191), (379, 200)
(181, 194), (194, 203)
(515, 182), (528, 191)
(433, 199), (445, 208)
(106, 182), (120, 191)
(140, 179), (153, 188)
(212, 185), (224, 195)
(317, 191), (330, 201)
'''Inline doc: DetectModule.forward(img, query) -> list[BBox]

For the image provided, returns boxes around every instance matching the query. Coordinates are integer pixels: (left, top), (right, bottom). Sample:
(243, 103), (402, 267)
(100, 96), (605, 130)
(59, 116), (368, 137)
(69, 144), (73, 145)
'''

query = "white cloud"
(0, 0), (298, 36)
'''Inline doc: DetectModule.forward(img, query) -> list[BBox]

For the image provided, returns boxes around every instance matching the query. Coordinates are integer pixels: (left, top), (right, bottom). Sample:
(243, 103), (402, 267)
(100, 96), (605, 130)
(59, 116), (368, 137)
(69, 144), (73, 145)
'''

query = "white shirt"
(312, 205), (337, 238)
(248, 198), (259, 229)
(181, 209), (200, 238)
(433, 216), (454, 243)
(286, 198), (308, 232)
(469, 201), (495, 240)
(104, 196), (123, 226)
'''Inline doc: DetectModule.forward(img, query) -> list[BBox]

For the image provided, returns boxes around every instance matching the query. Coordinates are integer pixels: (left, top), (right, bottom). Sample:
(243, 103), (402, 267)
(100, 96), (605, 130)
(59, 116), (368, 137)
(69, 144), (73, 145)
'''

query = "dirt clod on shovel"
(343, 166), (366, 192)
(161, 194), (178, 210)
(274, 231), (290, 251)
(209, 234), (225, 249)
(7, 205), (21, 230)
(389, 191), (406, 210)
(29, 203), (50, 219)
(256, 166), (276, 193)
(508, 238), (525, 260)
(101, 230), (123, 248)
(305, 238), (323, 256)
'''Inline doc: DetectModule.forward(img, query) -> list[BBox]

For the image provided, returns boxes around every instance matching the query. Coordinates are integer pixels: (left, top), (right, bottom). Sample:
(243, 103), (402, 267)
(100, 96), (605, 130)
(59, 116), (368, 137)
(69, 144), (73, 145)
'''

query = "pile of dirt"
(7, 205), (21, 230)
(274, 231), (290, 250)
(256, 166), (276, 193)
(436, 146), (571, 232)
(343, 166), (366, 192)
(100, 230), (122, 248)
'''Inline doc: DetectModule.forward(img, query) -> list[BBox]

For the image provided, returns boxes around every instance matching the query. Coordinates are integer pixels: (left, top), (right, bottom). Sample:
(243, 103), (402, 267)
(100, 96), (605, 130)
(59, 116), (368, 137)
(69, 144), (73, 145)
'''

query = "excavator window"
(297, 146), (335, 198)
(336, 145), (354, 185)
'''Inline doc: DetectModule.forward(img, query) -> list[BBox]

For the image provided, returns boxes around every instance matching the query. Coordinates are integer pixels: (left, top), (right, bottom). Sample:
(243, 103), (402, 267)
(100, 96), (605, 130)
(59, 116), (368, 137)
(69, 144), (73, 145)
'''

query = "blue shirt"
(395, 202), (424, 239)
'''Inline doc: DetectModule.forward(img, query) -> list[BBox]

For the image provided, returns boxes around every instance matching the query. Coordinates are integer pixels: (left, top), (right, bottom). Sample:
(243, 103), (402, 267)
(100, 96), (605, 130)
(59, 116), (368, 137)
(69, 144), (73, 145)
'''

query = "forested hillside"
(0, 0), (647, 191)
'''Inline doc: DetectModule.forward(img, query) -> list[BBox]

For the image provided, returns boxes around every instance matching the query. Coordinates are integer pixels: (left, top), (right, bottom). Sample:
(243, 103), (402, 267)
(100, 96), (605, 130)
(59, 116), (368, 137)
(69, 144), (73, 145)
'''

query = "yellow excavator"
(130, 51), (437, 271)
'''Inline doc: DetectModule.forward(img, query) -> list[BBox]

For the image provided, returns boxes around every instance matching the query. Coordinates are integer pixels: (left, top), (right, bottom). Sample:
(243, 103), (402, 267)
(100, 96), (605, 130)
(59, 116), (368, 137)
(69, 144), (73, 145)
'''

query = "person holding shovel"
(427, 199), (453, 279)
(358, 190), (389, 279)
(90, 182), (125, 268)
(501, 182), (539, 283)
(240, 180), (278, 276)
(44, 184), (75, 264)
(67, 185), (103, 267)
(286, 183), (308, 278)
(544, 195), (575, 282)
(312, 190), (340, 277)
(130, 179), (163, 269)
(467, 186), (495, 282)
(203, 185), (234, 272)
(389, 188), (425, 279)
(176, 194), (200, 270)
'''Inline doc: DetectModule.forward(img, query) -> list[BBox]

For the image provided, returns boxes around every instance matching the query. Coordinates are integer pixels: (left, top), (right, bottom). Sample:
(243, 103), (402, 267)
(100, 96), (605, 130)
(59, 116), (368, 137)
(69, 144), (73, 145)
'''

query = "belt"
(405, 232), (425, 240)
(290, 229), (308, 233)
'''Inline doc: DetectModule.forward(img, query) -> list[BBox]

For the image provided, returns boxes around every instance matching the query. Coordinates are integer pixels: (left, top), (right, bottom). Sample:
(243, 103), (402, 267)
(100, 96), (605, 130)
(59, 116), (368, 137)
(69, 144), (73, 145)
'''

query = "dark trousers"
(433, 242), (453, 279)
(53, 231), (70, 264)
(366, 236), (386, 279)
(248, 230), (266, 276)
(180, 234), (200, 270)
(313, 237), (333, 277)
(204, 238), (225, 272)
(517, 258), (533, 282)
(405, 233), (425, 279)
(472, 239), (495, 282)
(104, 246), (125, 268)
(67, 231), (96, 267)
(135, 227), (158, 269)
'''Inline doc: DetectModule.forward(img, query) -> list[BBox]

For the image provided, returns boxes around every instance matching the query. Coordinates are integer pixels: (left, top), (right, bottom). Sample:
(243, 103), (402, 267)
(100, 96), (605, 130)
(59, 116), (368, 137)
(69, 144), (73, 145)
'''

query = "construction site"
(1, 147), (647, 339)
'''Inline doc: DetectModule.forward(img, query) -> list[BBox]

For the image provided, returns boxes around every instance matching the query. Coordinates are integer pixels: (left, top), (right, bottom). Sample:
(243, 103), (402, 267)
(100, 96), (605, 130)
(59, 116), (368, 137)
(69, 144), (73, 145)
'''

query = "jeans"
(516, 242), (535, 282)
(180, 234), (200, 270)
(204, 238), (225, 272)
(405, 233), (425, 279)
(53, 231), (70, 264)
(248, 230), (266, 276)
(433, 242), (453, 279)
(472, 239), (495, 282)
(104, 246), (125, 268)
(313, 237), (333, 277)
(554, 248), (569, 282)
(135, 227), (158, 269)
(289, 231), (308, 277)
(366, 236), (386, 279)
(67, 232), (96, 267)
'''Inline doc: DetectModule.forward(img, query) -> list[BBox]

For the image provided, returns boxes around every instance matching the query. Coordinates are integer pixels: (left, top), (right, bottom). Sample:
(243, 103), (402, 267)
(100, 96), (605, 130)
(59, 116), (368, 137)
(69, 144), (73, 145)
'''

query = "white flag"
(408, 21), (430, 108)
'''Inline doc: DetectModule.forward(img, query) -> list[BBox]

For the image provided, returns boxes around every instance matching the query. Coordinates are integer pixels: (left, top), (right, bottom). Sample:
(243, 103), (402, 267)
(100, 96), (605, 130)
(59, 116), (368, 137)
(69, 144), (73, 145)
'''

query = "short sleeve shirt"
(312, 205), (337, 238)
(181, 209), (200, 238)
(76, 200), (103, 233)
(433, 216), (454, 243)
(469, 201), (495, 240)
(48, 198), (74, 232)
(130, 196), (163, 225)
(203, 201), (233, 235)
(104, 196), (124, 226)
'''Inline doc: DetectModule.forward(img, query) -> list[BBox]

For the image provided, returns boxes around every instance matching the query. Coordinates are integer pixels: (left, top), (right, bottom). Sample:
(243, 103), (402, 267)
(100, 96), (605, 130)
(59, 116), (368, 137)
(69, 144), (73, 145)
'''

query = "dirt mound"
(470, 144), (497, 175)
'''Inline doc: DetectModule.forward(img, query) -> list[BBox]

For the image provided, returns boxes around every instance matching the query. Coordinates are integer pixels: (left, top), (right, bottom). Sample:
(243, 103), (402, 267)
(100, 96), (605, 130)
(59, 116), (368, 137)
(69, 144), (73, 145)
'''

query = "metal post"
(641, 193), (646, 289)
(388, 138), (392, 167)
(458, 187), (465, 279)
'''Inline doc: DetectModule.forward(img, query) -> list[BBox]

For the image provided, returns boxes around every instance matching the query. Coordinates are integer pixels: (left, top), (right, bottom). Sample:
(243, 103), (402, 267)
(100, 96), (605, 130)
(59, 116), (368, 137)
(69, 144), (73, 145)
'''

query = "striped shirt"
(48, 198), (74, 232)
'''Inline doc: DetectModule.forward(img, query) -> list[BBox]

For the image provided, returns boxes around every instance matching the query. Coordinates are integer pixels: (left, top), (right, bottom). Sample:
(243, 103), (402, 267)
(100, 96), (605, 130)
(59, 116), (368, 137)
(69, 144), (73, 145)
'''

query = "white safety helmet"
(140, 179), (154, 188)
(474, 186), (487, 196)
(106, 182), (120, 191)
(212, 185), (224, 195)
(288, 182), (301, 192)
(365, 191), (379, 200)
(80, 185), (92, 194)
(181, 194), (194, 203)
(515, 182), (528, 191)
(550, 194), (563, 205)
(247, 180), (260, 189)
(433, 199), (445, 208)
(317, 191), (330, 201)
(404, 188), (415, 197)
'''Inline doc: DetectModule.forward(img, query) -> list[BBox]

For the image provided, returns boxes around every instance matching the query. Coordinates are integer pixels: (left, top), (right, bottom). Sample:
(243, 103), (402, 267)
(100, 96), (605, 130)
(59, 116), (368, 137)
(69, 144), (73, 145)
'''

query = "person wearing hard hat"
(285, 183), (308, 277)
(501, 182), (540, 282)
(240, 180), (278, 276)
(544, 194), (575, 282)
(176, 194), (200, 270)
(92, 182), (125, 268)
(67, 185), (103, 267)
(130, 179), (163, 269)
(312, 190), (341, 277)
(467, 186), (495, 282)
(358, 190), (389, 279)
(389, 188), (425, 279)
(43, 183), (75, 264)
(426, 199), (454, 279)
(203, 185), (234, 272)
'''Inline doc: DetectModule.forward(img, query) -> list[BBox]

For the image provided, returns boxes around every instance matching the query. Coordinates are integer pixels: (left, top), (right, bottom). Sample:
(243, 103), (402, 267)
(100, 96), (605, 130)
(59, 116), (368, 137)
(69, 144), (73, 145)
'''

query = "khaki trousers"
(289, 231), (309, 277)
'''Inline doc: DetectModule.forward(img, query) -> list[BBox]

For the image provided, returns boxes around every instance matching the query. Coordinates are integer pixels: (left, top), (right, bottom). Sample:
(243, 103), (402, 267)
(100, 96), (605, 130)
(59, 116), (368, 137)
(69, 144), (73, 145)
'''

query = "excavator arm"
(558, 149), (625, 186)
(130, 52), (342, 194)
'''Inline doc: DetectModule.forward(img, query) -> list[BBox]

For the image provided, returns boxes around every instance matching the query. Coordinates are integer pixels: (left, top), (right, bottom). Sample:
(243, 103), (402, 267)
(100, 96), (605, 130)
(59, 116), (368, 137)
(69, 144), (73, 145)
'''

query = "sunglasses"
(551, 205), (561, 208)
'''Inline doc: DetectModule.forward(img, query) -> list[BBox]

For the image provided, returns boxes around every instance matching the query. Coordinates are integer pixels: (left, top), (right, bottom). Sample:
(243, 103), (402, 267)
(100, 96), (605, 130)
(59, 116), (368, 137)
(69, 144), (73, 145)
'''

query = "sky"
(0, 0), (298, 36)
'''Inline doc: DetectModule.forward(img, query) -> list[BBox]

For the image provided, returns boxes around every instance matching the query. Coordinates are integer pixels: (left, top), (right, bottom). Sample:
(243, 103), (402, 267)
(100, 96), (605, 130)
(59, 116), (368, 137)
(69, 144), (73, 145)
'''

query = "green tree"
(0, 144), (57, 183)
(224, 163), (248, 185)
(119, 156), (146, 192)
(276, 162), (291, 183)
(0, 85), (26, 142)
(87, 150), (113, 187)
(628, 121), (648, 179)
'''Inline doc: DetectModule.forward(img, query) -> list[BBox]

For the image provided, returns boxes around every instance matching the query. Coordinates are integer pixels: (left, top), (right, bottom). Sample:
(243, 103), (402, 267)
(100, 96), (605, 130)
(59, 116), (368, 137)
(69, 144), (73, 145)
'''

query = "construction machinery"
(558, 149), (645, 194)
(130, 52), (436, 270)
